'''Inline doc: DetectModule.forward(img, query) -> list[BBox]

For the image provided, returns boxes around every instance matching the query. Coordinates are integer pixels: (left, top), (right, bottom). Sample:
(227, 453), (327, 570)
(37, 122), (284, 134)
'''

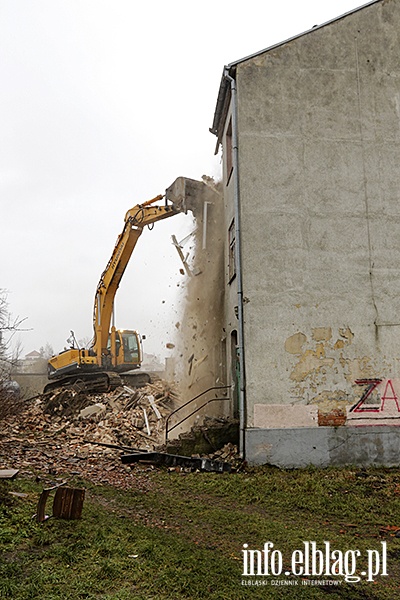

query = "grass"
(1, 465), (400, 599)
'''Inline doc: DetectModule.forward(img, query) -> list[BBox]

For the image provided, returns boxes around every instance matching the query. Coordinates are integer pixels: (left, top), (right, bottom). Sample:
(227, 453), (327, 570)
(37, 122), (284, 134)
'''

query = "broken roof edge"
(210, 0), (382, 142)
(209, 67), (232, 150)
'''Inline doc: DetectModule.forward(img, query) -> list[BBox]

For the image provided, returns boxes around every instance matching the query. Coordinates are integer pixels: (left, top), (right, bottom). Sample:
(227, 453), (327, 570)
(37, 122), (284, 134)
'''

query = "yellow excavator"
(44, 193), (182, 394)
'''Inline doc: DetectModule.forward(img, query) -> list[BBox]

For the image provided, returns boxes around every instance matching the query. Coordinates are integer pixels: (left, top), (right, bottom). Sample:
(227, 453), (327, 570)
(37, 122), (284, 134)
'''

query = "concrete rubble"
(0, 380), (178, 489)
(0, 380), (241, 488)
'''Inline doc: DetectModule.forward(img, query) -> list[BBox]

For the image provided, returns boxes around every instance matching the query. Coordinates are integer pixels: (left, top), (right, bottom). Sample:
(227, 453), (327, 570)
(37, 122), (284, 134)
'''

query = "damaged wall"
(216, 0), (400, 458)
(165, 177), (228, 436)
(280, 326), (400, 428)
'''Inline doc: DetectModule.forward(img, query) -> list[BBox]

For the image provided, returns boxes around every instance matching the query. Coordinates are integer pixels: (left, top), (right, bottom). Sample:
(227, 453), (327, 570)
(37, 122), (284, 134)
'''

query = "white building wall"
(229, 0), (400, 430)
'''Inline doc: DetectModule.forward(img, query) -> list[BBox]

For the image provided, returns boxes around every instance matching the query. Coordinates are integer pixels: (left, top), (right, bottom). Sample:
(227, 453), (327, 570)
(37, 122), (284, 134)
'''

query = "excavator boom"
(46, 192), (181, 391)
(93, 195), (178, 357)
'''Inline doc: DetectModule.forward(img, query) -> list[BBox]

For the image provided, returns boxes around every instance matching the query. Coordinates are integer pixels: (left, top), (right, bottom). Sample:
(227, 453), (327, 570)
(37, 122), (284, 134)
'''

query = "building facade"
(211, 0), (400, 466)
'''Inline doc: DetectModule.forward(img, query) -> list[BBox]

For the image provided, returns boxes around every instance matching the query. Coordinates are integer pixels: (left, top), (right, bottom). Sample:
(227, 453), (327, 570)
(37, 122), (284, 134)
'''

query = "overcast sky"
(1, 0), (369, 360)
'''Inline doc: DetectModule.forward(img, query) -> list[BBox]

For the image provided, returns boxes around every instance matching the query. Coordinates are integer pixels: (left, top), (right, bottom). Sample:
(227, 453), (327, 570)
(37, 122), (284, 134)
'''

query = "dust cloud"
(166, 176), (228, 435)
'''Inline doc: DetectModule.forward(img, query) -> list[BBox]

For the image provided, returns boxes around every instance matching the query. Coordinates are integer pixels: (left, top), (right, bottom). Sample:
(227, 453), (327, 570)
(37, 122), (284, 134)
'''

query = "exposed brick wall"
(318, 410), (346, 427)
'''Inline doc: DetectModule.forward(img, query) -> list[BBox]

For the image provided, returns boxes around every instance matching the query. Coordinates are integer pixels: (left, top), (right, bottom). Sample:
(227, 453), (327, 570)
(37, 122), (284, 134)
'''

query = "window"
(121, 331), (139, 363)
(228, 219), (236, 282)
(231, 330), (239, 419)
(225, 119), (233, 183)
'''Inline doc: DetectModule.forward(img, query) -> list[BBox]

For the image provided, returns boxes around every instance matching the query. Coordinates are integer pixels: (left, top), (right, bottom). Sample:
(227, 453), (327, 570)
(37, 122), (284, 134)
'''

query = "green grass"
(1, 466), (400, 599)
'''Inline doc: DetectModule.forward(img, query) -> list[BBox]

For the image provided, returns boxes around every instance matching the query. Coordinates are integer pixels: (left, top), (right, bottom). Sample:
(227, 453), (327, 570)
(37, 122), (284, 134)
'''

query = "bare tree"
(39, 342), (54, 360)
(0, 290), (28, 416)
(78, 336), (92, 349)
(0, 290), (27, 360)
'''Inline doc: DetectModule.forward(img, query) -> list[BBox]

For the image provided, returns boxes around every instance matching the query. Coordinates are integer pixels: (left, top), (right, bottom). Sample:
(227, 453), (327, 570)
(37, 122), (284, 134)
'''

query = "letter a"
(380, 380), (400, 412)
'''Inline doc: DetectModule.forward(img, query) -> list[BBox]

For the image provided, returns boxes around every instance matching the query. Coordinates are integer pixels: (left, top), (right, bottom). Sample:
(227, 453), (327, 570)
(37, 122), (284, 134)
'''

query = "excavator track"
(120, 371), (152, 388)
(43, 371), (123, 395)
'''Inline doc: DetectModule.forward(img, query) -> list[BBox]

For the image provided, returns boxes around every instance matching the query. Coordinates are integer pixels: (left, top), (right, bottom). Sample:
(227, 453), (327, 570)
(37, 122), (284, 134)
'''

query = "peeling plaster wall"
(230, 0), (400, 431)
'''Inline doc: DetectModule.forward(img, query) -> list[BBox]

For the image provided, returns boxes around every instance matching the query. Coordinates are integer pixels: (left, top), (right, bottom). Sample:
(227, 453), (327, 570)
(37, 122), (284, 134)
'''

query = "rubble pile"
(41, 380), (175, 448)
(190, 442), (243, 471)
(0, 380), (177, 488)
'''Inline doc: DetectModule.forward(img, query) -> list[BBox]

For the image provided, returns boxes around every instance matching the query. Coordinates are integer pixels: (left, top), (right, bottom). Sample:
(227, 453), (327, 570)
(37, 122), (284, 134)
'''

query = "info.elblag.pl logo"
(242, 541), (388, 584)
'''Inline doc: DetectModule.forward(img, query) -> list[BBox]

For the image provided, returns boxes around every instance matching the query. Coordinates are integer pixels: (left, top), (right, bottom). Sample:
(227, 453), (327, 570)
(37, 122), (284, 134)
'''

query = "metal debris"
(121, 451), (231, 473)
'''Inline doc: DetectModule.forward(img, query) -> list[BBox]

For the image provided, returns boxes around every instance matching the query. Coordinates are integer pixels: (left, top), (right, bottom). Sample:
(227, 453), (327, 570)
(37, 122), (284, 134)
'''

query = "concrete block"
(79, 403), (106, 419)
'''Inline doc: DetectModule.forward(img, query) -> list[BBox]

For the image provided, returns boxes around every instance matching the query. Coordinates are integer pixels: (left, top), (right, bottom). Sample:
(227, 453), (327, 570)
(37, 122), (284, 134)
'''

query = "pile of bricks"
(0, 380), (177, 488)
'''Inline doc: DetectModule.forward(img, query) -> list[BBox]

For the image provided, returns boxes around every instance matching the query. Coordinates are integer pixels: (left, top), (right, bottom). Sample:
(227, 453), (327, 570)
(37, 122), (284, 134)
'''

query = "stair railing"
(165, 385), (231, 442)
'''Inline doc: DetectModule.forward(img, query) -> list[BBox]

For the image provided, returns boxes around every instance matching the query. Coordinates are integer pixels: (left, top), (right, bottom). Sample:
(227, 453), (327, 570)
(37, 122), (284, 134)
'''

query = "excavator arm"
(46, 192), (181, 389)
(92, 194), (179, 364)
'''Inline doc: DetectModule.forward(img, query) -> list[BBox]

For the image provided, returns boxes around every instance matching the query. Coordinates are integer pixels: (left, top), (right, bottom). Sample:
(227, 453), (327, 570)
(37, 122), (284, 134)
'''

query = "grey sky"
(1, 0), (367, 359)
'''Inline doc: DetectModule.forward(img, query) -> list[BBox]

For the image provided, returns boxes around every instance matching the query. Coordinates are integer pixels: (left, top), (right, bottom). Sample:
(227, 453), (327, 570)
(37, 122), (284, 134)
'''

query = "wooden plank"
(36, 488), (52, 523)
(35, 481), (68, 522)
(52, 487), (85, 519)
(0, 469), (19, 479)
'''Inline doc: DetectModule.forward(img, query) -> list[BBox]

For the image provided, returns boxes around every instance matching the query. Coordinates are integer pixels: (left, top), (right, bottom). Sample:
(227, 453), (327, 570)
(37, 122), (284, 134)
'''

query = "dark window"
(225, 119), (233, 183)
(228, 220), (236, 282)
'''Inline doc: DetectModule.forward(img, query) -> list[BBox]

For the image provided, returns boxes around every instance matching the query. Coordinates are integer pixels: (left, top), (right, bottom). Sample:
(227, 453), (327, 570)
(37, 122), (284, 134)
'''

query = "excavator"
(44, 192), (183, 394)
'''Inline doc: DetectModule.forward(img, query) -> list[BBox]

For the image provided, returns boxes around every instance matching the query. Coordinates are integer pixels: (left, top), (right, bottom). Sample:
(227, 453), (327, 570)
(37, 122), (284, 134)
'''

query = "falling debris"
(170, 178), (226, 433)
(171, 234), (193, 277)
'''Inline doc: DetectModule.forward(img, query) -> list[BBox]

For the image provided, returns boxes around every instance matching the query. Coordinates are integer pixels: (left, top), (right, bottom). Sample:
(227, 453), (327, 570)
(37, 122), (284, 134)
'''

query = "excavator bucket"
(165, 177), (204, 217)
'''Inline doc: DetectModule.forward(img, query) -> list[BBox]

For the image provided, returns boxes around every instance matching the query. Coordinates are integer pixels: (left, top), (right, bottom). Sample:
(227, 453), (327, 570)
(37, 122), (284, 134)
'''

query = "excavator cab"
(106, 329), (141, 371)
